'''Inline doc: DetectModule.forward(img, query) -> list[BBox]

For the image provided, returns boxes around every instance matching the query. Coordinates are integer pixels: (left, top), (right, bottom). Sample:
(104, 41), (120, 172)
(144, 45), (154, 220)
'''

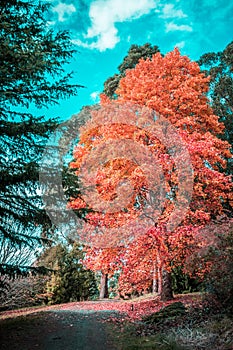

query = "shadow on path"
(0, 310), (120, 350)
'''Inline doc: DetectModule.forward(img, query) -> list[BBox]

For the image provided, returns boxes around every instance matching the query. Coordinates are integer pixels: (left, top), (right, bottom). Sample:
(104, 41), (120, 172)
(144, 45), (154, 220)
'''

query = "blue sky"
(43, 0), (233, 121)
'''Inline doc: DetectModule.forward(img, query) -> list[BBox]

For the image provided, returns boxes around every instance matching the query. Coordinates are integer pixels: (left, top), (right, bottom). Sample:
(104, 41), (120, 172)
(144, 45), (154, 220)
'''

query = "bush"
(171, 267), (202, 295)
(203, 230), (233, 314)
(0, 275), (49, 310)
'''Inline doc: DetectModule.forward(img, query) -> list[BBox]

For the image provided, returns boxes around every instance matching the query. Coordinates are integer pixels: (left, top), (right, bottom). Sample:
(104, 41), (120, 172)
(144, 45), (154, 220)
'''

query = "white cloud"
(52, 2), (76, 22)
(90, 91), (100, 102)
(174, 40), (185, 49)
(166, 22), (193, 32)
(160, 4), (187, 19)
(76, 0), (157, 51)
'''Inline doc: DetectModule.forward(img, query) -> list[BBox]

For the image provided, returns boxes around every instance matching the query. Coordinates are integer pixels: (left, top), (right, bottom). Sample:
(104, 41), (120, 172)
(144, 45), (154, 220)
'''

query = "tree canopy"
(103, 43), (160, 99)
(69, 48), (232, 300)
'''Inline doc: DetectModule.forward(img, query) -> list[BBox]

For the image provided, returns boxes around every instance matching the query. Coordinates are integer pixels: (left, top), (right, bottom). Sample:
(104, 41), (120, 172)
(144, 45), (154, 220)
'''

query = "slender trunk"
(160, 267), (173, 301)
(157, 255), (162, 295)
(99, 272), (108, 299)
(152, 261), (157, 294)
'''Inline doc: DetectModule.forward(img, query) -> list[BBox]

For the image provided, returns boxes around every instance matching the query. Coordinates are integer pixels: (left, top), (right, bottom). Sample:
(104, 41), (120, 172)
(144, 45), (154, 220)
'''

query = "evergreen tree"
(198, 40), (233, 174)
(0, 0), (82, 278)
(39, 243), (98, 304)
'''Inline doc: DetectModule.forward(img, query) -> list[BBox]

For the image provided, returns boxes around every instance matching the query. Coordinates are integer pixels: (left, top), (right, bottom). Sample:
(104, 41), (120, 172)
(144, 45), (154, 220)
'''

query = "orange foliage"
(114, 48), (232, 225)
(116, 48), (223, 135)
(83, 246), (123, 276)
(69, 48), (232, 295)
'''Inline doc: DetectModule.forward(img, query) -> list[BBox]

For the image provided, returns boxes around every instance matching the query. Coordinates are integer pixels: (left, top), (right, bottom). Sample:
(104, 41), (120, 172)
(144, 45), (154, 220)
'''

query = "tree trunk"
(160, 268), (173, 301)
(152, 262), (157, 294)
(157, 255), (162, 295)
(99, 272), (108, 299)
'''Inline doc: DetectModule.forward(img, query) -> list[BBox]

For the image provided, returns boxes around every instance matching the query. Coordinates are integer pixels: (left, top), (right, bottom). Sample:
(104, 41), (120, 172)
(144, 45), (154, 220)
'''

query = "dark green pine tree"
(198, 40), (233, 174)
(0, 0), (83, 278)
(103, 43), (160, 99)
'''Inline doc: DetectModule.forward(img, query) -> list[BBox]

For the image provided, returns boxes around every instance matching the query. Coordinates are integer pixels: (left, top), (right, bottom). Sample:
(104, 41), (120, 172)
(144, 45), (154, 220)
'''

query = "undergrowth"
(115, 302), (233, 350)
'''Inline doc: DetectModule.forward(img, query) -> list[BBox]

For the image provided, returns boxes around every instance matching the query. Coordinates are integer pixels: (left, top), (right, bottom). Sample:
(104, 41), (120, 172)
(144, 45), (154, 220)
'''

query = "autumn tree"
(69, 49), (232, 300)
(115, 49), (232, 298)
(83, 247), (122, 298)
(103, 43), (160, 99)
(0, 0), (82, 279)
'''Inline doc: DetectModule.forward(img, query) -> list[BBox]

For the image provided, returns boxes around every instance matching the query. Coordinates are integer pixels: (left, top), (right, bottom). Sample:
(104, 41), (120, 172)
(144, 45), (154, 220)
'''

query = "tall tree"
(198, 40), (233, 174)
(69, 49), (232, 300)
(0, 0), (82, 278)
(103, 43), (160, 99)
(116, 48), (232, 298)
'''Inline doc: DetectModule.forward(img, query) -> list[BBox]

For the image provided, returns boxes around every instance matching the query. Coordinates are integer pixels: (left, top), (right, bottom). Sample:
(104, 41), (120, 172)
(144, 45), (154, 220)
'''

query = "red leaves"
(68, 48), (233, 296)
(116, 49), (220, 133)
(83, 247), (123, 275)
(0, 294), (203, 323)
(55, 294), (201, 322)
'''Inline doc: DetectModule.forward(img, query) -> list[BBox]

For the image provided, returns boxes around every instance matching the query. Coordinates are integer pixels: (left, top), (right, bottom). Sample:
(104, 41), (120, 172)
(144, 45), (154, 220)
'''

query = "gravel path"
(0, 310), (121, 350)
